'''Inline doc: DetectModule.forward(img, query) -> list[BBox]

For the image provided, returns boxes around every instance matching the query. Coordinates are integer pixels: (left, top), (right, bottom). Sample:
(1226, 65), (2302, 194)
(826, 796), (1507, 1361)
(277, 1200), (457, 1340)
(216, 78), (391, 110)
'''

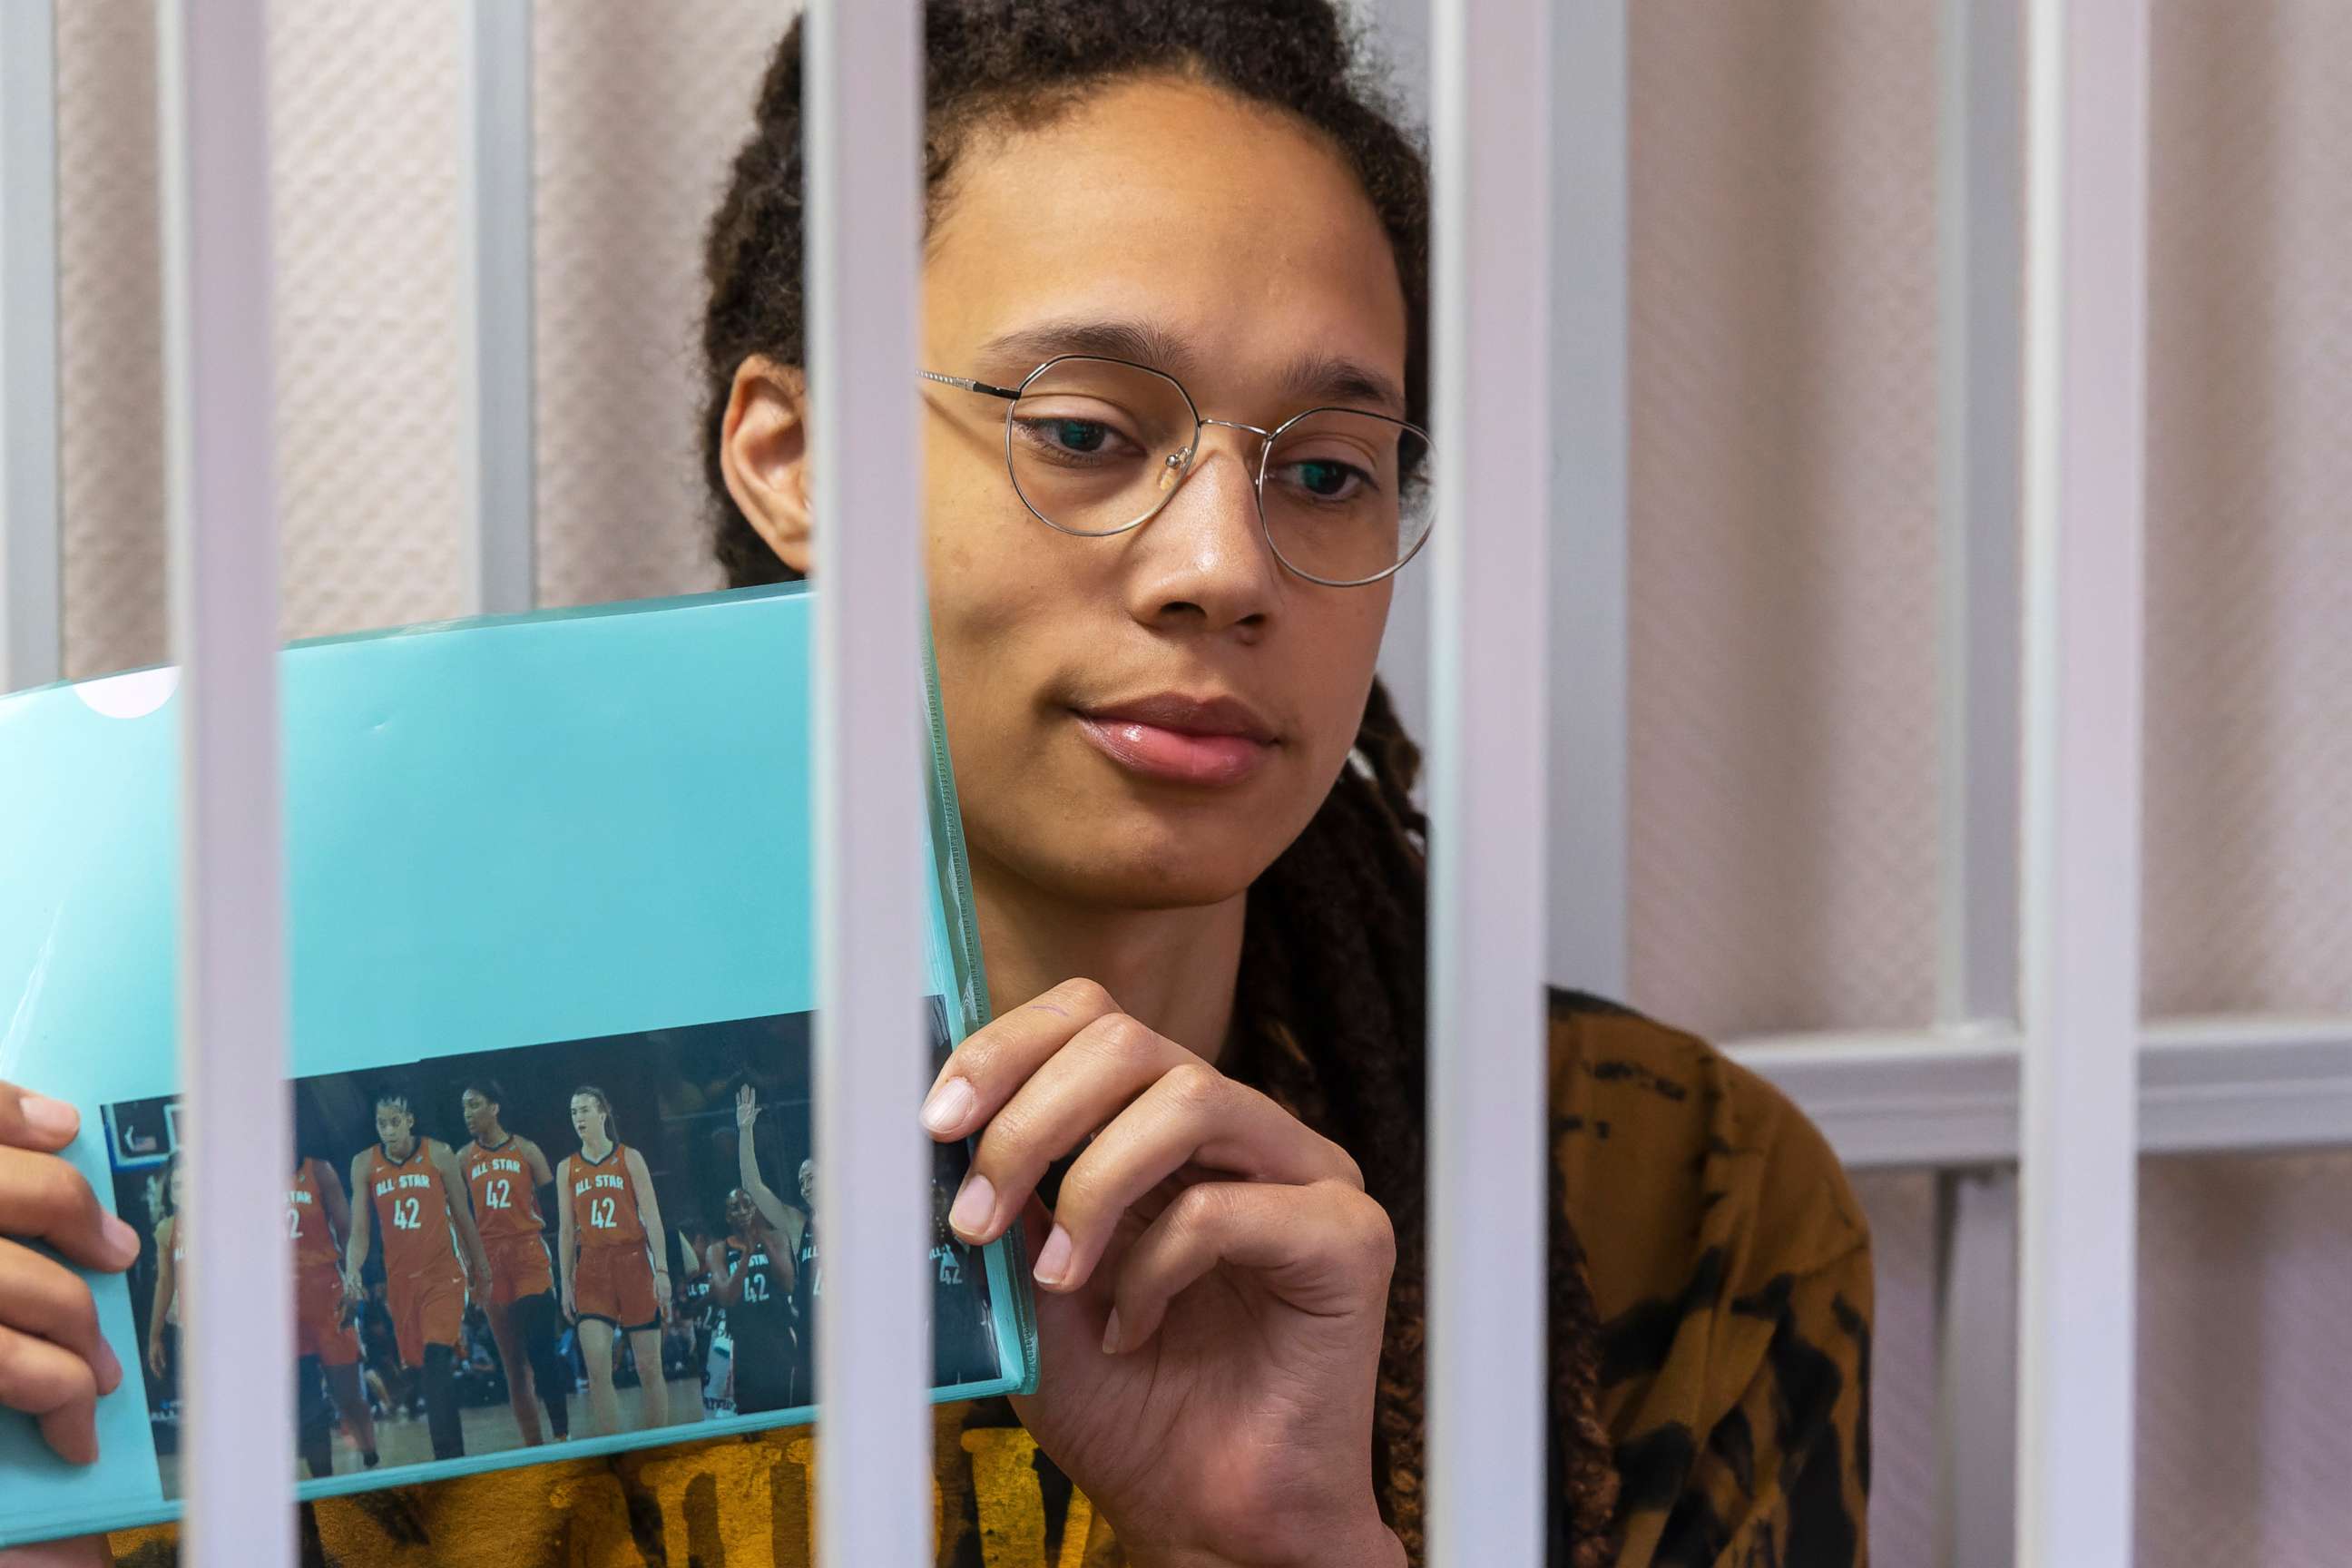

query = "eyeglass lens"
(1005, 357), (1433, 585)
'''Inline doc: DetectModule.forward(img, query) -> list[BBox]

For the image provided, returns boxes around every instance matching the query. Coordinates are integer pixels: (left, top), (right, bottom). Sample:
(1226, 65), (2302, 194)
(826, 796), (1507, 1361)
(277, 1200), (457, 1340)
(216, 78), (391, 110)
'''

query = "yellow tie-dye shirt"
(108, 991), (1871, 1567)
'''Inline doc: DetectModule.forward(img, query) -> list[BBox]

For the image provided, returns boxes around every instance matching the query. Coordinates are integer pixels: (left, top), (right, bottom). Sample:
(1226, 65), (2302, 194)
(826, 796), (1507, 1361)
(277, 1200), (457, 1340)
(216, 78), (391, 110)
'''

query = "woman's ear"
(720, 355), (815, 575)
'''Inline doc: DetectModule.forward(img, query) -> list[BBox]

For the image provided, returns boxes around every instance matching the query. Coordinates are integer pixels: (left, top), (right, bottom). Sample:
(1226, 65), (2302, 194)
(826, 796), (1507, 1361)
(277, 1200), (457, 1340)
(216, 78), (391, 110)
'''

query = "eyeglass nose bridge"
(1157, 415), (1276, 496)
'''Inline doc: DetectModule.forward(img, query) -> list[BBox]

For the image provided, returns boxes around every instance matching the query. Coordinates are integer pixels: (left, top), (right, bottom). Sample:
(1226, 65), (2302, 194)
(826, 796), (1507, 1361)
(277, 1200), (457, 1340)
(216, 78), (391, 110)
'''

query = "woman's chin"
(1008, 828), (1272, 915)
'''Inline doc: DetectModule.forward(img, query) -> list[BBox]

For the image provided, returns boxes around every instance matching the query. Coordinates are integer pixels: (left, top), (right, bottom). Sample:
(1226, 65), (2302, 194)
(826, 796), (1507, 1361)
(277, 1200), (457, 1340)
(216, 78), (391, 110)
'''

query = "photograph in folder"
(100, 999), (1001, 1495)
(0, 584), (1035, 1547)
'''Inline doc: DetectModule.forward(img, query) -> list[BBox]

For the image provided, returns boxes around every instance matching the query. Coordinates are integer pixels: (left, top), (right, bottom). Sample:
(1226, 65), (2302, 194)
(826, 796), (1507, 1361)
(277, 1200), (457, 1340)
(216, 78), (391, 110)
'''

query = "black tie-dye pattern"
(1551, 992), (1874, 1565)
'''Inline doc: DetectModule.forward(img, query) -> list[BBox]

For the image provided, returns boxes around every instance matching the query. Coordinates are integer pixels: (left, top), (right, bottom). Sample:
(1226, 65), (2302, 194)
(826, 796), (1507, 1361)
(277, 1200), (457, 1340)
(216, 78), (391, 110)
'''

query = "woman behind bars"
(0, 5), (1868, 1563)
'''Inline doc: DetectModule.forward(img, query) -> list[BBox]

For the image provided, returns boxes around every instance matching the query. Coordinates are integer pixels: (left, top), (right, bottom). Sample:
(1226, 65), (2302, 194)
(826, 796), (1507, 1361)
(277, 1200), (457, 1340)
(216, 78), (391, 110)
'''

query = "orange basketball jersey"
(463, 1139), (544, 1242)
(365, 1139), (463, 1288)
(567, 1145), (646, 1250)
(288, 1159), (341, 1274)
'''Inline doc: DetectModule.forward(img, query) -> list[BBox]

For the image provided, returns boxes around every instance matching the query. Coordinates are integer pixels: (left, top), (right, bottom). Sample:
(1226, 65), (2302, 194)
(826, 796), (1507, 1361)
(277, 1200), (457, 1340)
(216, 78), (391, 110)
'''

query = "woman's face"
(570, 1094), (604, 1144)
(460, 1089), (496, 1139)
(916, 78), (1406, 910)
(375, 1103), (415, 1153)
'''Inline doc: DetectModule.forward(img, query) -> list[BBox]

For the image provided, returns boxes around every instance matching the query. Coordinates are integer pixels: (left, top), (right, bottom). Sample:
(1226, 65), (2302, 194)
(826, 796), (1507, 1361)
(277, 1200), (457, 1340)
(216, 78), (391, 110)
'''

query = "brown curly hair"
(698, 4), (1614, 1562)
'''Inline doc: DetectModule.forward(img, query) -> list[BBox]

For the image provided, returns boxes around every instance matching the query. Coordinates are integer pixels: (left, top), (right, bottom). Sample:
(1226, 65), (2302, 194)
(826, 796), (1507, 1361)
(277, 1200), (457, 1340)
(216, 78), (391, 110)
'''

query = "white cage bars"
(156, 0), (296, 1562)
(5, 1), (2351, 1564)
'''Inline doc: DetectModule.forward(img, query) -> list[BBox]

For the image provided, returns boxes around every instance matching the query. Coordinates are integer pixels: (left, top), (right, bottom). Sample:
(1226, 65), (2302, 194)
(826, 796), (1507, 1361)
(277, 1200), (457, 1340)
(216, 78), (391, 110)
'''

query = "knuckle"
(1056, 977), (1115, 1016)
(968, 1104), (1040, 1179)
(1169, 1180), (1237, 1237)
(1334, 1189), (1396, 1275)
(0, 1328), (33, 1402)
(1161, 1061), (1226, 1115)
(1326, 1139), (1367, 1191)
(1090, 1013), (1157, 1066)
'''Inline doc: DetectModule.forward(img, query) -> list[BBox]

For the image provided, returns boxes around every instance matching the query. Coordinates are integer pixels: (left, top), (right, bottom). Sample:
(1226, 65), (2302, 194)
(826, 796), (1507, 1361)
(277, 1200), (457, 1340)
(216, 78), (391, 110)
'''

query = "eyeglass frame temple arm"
(917, 369), (1022, 401)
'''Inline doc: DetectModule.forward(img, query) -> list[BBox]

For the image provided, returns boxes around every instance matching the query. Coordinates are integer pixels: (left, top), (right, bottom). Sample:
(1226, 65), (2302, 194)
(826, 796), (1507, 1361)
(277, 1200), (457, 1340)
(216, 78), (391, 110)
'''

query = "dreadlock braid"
(701, 5), (1617, 1562)
(1230, 679), (1614, 1566)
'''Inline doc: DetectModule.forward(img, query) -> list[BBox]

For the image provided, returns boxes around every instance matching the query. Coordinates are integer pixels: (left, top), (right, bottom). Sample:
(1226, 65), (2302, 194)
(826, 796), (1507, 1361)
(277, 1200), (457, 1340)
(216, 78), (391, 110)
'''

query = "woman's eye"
(1010, 413), (1139, 463)
(1048, 419), (1110, 454)
(1277, 456), (1376, 503)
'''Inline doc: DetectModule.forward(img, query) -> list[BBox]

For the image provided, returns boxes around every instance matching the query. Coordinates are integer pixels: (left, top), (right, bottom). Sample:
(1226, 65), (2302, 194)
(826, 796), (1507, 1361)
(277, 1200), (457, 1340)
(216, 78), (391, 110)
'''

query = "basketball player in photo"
(708, 1083), (802, 1412)
(555, 1084), (671, 1435)
(792, 1154), (819, 1329)
(142, 1153), (187, 1393)
(928, 1161), (998, 1387)
(455, 1079), (571, 1446)
(288, 1153), (378, 1475)
(343, 1092), (492, 1462)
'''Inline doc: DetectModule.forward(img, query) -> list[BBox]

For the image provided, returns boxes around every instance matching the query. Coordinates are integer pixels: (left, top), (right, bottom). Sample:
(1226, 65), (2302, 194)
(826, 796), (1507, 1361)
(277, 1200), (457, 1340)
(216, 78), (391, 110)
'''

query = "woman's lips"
(1073, 712), (1274, 786)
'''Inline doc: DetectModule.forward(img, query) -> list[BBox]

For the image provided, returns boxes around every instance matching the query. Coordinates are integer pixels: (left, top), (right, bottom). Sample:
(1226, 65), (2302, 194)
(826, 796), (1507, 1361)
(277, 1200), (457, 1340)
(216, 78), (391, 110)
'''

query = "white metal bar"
(1367, 0), (1429, 774)
(456, 0), (535, 615)
(2017, 1), (2148, 1559)
(1545, 0), (1630, 998)
(1935, 1169), (2020, 1568)
(1935, 0), (2024, 1029)
(1728, 1015), (2352, 1170)
(1731, 1026), (2023, 1171)
(803, 0), (927, 1563)
(0, 0), (63, 692)
(157, 0), (293, 1563)
(1426, 0), (1553, 1560)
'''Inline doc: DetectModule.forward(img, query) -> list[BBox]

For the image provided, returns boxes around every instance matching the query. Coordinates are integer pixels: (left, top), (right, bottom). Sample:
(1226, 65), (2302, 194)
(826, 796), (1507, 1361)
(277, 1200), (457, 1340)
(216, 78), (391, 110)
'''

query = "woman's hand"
(0, 1533), (113, 1566)
(920, 979), (1405, 1568)
(0, 1082), (140, 1465)
(736, 1083), (760, 1131)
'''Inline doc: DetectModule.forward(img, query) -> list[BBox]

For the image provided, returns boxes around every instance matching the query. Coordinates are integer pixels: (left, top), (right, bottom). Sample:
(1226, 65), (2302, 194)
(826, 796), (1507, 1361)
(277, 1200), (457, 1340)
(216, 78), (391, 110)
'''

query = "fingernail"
(94, 1336), (122, 1392)
(948, 1172), (995, 1240)
(1034, 1223), (1072, 1289)
(920, 1076), (975, 1136)
(103, 1212), (139, 1261)
(1100, 1308), (1122, 1356)
(20, 1093), (76, 1140)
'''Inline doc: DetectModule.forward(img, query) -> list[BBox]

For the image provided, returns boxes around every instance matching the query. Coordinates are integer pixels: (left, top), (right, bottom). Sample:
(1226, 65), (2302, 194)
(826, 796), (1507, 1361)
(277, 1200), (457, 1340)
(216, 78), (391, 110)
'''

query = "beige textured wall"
(1627, 0), (1944, 1042)
(40, 5), (2352, 1565)
(53, 0), (768, 677)
(2142, 2), (2352, 1021)
(55, 0), (168, 680)
(531, 1), (770, 610)
(1622, 6), (2352, 1564)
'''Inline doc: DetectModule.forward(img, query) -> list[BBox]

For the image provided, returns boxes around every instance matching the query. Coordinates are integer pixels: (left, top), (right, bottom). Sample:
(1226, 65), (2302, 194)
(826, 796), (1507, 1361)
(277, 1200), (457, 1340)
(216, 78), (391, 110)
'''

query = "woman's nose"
(1127, 430), (1282, 633)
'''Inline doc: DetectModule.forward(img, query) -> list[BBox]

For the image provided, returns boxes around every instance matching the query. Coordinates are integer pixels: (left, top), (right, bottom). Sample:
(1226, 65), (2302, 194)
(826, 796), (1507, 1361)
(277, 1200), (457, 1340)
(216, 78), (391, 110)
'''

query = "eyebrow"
(971, 318), (1408, 417)
(974, 318), (1200, 382)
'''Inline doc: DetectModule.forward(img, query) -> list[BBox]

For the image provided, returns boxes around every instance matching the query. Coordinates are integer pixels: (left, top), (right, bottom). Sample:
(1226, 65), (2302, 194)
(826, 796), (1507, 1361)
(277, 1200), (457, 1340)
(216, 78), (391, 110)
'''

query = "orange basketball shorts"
(388, 1268), (466, 1367)
(483, 1232), (554, 1308)
(292, 1264), (359, 1367)
(572, 1243), (660, 1331)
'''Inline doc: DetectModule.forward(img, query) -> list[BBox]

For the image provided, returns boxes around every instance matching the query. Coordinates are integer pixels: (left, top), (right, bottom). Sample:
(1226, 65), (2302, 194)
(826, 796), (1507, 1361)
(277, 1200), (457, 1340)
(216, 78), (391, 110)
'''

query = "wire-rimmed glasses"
(919, 354), (1434, 588)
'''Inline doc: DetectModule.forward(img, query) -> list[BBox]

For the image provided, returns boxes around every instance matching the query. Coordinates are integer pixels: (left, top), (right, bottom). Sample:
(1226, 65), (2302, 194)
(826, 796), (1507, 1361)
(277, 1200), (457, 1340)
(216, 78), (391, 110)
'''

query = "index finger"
(0, 1083), (82, 1154)
(0, 1148), (141, 1273)
(919, 977), (1119, 1141)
